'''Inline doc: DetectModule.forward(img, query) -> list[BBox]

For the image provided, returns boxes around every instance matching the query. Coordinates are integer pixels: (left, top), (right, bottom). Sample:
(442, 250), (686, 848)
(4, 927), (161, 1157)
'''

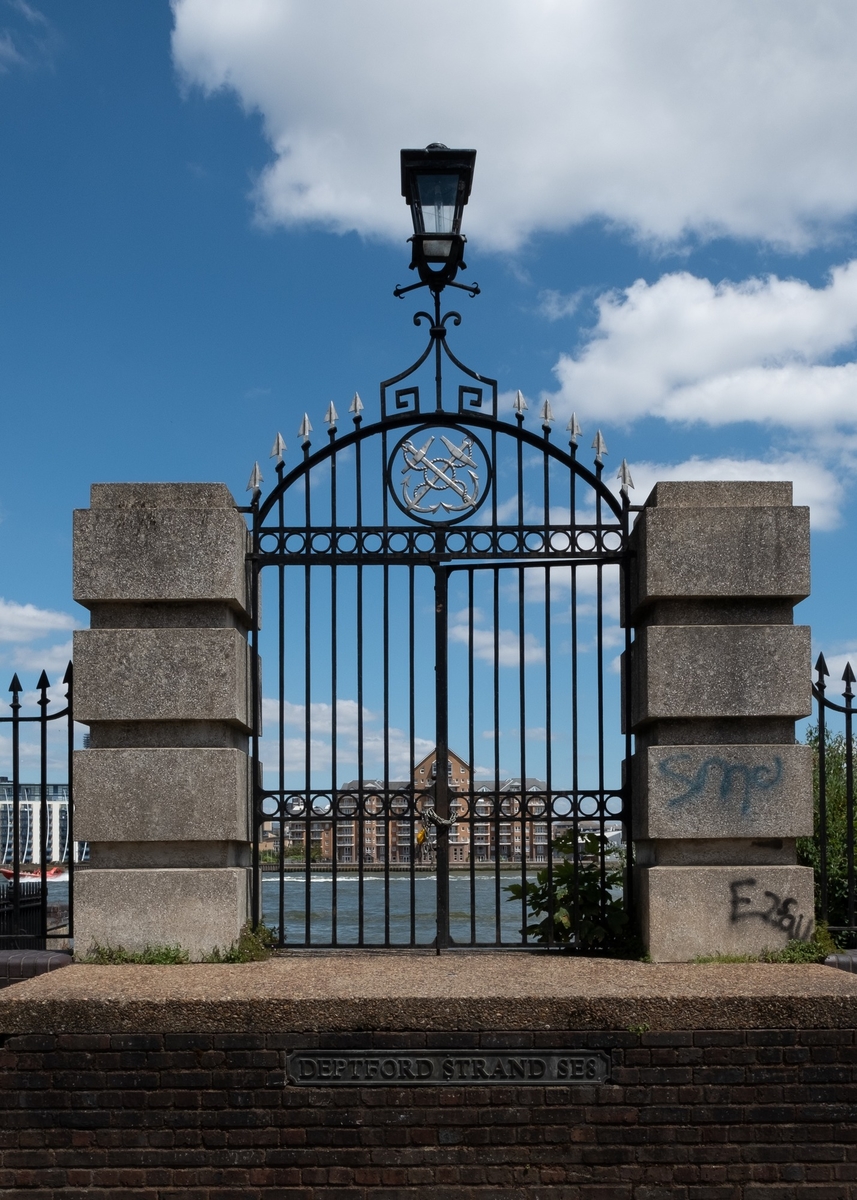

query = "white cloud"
(619, 455), (844, 532)
(0, 599), (76, 644)
(539, 290), (586, 321)
(259, 695), (433, 780)
(0, 2), (56, 72)
(449, 623), (545, 667)
(12, 639), (73, 676)
(0, 31), (24, 69)
(551, 264), (857, 430)
(173, 0), (857, 250)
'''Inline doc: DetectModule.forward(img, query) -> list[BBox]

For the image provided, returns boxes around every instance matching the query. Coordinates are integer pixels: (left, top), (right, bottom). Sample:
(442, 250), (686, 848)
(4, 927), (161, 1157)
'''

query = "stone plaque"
(286, 1048), (610, 1086)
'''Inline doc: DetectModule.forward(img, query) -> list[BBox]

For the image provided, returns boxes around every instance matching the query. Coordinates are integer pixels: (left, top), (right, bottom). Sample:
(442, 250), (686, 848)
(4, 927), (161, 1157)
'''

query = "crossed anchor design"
(400, 434), (480, 515)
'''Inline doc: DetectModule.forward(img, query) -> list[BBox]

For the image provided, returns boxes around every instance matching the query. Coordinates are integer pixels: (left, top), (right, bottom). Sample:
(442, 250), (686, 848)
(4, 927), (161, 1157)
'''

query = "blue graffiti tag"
(660, 754), (783, 817)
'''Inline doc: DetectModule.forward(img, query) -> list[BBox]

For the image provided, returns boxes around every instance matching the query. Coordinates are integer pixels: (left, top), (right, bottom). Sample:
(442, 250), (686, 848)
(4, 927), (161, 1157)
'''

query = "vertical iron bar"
(817, 664), (828, 923)
(383, 559), (391, 946)
(356, 567), (364, 939)
(493, 565), (501, 944)
(570, 564), (580, 943)
(277, 476), (286, 945)
(434, 291), (443, 411)
(467, 568), (476, 945)
(10, 678), (21, 941)
(65, 663), (74, 941)
(354, 412), (364, 941)
(846, 672), (855, 941)
(621, 492), (636, 935)
(409, 563), (417, 945)
(249, 494), (261, 932)
(517, 565), (527, 943)
(596, 562), (606, 930)
(434, 562), (450, 951)
(330, 438), (338, 946)
(38, 674), (49, 944)
(303, 457), (312, 945)
(595, 455), (606, 931)
(544, 563), (554, 946)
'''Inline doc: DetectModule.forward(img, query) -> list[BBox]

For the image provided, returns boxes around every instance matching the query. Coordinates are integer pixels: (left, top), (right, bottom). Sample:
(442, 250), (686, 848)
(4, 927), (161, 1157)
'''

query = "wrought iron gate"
(247, 300), (634, 950)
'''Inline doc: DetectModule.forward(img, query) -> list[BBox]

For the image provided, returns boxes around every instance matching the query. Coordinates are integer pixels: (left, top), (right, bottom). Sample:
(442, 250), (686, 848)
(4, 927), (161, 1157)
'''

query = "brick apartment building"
(271, 749), (554, 866)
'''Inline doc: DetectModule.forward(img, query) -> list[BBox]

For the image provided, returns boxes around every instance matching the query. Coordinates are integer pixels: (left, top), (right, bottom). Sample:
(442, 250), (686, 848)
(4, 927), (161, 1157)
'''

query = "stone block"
(74, 483), (249, 615)
(629, 505), (809, 617)
(73, 628), (251, 728)
(74, 867), (251, 960)
(639, 865), (816, 961)
(629, 625), (811, 729)
(74, 748), (249, 843)
(632, 744), (813, 840)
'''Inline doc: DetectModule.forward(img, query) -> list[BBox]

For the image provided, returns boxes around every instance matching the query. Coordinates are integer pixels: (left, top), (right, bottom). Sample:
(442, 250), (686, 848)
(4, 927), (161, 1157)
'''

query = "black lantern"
(399, 143), (477, 294)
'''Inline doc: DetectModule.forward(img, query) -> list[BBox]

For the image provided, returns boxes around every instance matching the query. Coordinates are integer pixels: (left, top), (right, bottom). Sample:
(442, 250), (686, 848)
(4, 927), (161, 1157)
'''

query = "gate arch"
(247, 311), (634, 950)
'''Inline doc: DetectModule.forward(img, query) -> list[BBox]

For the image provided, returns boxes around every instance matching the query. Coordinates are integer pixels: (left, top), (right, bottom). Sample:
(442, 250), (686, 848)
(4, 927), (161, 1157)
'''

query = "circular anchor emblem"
(388, 425), (491, 525)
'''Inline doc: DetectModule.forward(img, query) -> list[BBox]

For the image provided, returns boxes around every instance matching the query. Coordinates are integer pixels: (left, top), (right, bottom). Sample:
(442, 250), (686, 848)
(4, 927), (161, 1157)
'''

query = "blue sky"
(3, 0), (857, 716)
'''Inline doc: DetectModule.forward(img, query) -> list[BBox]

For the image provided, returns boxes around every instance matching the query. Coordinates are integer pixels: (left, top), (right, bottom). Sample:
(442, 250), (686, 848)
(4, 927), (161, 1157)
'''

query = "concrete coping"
(89, 483), (238, 510)
(645, 481), (794, 509)
(1, 954), (856, 1033)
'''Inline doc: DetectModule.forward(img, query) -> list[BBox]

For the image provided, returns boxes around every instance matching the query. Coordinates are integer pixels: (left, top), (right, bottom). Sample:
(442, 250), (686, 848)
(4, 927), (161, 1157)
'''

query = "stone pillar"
(627, 482), (815, 961)
(72, 484), (252, 959)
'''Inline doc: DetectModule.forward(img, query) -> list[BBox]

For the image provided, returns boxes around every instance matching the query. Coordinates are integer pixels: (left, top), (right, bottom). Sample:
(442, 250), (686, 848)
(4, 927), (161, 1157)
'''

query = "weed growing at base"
(79, 923), (276, 965)
(693, 923), (837, 964)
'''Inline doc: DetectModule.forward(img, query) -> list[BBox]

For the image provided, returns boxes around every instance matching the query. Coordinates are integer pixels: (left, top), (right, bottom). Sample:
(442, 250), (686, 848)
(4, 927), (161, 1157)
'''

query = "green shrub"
(505, 829), (633, 953)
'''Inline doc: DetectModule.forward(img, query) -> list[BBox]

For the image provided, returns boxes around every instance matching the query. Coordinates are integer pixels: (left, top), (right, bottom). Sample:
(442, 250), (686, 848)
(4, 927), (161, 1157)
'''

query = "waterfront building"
(266, 750), (560, 866)
(0, 779), (88, 865)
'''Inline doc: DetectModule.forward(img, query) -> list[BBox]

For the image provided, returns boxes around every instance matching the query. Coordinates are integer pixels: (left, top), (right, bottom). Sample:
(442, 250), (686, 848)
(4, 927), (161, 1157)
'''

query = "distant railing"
(810, 654), (856, 947)
(0, 665), (74, 949)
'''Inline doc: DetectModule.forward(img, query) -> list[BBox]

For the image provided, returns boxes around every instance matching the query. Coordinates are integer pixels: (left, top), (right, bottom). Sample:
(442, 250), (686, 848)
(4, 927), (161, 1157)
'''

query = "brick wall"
(1, 1027), (855, 1198)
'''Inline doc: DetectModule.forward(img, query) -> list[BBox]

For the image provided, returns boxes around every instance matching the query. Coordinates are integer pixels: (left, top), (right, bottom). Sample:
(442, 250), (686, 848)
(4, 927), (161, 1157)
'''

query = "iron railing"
(0, 665), (75, 949)
(811, 654), (857, 946)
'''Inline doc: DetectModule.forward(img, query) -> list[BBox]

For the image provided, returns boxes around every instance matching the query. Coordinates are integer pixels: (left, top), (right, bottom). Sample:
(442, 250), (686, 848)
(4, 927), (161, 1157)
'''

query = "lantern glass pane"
(416, 174), (459, 233)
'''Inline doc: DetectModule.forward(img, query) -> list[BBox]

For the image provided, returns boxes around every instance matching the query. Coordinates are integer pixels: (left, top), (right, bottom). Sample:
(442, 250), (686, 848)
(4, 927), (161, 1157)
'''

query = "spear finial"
(246, 462), (263, 493)
(592, 430), (608, 464)
(617, 459), (635, 497)
(513, 389), (528, 416)
(298, 414), (312, 444)
(540, 399), (554, 425)
(567, 413), (582, 446)
(269, 432), (287, 464)
(324, 402), (339, 429)
(349, 392), (364, 415)
(816, 652), (829, 678)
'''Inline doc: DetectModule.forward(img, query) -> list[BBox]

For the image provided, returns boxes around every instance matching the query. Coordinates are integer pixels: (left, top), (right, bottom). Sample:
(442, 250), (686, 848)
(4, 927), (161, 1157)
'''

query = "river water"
(262, 871), (530, 946)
